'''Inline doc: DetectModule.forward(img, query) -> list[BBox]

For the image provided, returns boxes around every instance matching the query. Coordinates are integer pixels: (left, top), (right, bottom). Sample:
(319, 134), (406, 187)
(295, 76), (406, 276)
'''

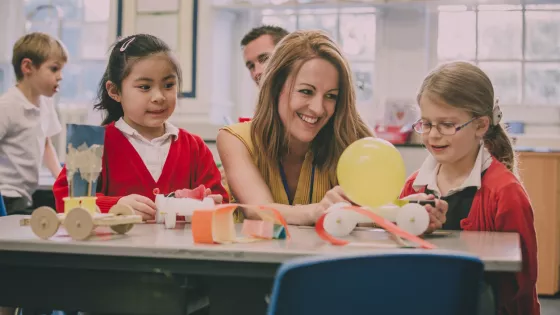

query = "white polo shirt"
(114, 117), (178, 182)
(412, 145), (493, 197)
(0, 86), (62, 204)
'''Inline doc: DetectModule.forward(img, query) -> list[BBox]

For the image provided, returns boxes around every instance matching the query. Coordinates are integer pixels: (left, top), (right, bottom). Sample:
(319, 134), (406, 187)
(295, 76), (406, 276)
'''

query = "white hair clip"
(120, 37), (136, 52)
(493, 98), (502, 126)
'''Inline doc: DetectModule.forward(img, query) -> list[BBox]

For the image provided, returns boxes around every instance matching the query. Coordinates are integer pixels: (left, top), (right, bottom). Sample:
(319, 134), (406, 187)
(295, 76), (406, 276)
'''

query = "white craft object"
(323, 202), (430, 237)
(323, 207), (357, 237)
(154, 195), (215, 229)
(395, 203), (430, 236)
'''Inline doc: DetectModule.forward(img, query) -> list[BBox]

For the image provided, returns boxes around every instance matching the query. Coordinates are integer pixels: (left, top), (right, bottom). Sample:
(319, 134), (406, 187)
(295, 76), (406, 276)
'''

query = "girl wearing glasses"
(400, 61), (539, 315)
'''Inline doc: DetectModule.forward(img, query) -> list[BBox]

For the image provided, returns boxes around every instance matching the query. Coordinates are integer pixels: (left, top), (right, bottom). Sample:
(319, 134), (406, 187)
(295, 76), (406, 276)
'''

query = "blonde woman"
(217, 30), (373, 225)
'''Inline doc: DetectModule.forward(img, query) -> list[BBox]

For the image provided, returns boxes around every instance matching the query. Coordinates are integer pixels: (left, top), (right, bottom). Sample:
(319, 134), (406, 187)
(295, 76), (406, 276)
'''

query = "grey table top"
(0, 215), (521, 272)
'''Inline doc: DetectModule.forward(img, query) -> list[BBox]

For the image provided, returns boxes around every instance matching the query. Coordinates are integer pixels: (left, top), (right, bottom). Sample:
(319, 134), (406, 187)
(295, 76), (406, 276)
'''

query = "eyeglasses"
(412, 117), (477, 136)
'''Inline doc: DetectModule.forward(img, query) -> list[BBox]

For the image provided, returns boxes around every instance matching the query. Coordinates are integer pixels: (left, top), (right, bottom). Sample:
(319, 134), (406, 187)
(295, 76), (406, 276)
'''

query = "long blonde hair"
(417, 61), (517, 174)
(251, 30), (372, 182)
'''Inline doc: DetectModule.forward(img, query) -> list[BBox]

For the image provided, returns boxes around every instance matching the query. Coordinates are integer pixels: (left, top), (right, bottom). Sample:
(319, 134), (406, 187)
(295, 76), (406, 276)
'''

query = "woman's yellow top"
(221, 122), (333, 205)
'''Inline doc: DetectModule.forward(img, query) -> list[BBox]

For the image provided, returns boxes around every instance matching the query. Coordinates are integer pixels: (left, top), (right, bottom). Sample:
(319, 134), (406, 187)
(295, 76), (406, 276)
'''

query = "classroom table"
(0, 215), (521, 315)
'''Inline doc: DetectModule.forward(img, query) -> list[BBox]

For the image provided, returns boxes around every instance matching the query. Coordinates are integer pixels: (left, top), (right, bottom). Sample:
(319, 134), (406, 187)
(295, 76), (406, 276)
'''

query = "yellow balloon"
(337, 137), (406, 209)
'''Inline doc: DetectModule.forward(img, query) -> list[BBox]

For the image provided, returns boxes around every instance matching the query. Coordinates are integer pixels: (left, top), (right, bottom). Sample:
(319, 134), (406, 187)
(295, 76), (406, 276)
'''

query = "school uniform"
(53, 118), (228, 213)
(0, 86), (61, 214)
(400, 146), (540, 315)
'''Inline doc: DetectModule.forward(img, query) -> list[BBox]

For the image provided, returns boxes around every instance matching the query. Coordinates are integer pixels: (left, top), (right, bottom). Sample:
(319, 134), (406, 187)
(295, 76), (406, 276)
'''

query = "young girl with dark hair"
(53, 34), (227, 220)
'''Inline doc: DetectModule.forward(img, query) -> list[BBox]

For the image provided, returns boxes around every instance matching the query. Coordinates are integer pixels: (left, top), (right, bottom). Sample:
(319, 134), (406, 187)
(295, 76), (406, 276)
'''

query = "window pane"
(525, 11), (560, 60)
(61, 26), (81, 60)
(478, 62), (522, 104)
(0, 67), (4, 95)
(437, 11), (476, 60)
(339, 13), (375, 60)
(261, 15), (296, 32)
(351, 62), (375, 103)
(82, 61), (106, 103)
(59, 63), (81, 101)
(477, 11), (522, 59)
(525, 63), (560, 105)
(81, 23), (109, 60)
(84, 0), (110, 22)
(298, 14), (338, 40)
(340, 7), (376, 14)
(52, 0), (82, 20)
(25, 0), (55, 21)
(438, 5), (468, 12)
(478, 5), (522, 11)
(526, 4), (560, 10)
(26, 21), (59, 38)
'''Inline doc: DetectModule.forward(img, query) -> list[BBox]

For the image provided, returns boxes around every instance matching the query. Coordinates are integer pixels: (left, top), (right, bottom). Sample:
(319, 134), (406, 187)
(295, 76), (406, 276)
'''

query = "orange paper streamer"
(191, 204), (290, 244)
(316, 206), (436, 249)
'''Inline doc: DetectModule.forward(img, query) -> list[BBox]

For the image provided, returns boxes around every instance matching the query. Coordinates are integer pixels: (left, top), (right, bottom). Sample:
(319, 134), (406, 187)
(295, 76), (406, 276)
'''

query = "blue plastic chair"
(0, 193), (6, 217)
(267, 252), (484, 315)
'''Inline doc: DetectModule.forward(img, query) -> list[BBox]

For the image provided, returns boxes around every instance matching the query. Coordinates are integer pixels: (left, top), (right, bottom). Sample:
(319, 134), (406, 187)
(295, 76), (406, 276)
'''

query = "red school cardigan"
(400, 160), (540, 315)
(53, 122), (228, 213)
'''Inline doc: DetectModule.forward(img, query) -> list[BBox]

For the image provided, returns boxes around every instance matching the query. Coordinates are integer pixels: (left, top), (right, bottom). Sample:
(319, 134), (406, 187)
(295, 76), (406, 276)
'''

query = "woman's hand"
(294, 186), (351, 226)
(317, 186), (351, 213)
(117, 194), (156, 221)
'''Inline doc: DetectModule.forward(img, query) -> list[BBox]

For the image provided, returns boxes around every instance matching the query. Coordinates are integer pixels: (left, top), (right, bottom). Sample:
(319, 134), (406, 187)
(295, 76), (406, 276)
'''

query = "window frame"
(437, 4), (560, 106)
(24, 0), (115, 106)
(257, 6), (377, 105)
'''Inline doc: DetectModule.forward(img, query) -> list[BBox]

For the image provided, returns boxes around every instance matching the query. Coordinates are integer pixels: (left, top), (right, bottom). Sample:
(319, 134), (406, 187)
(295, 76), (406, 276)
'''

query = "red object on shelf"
(374, 125), (412, 145)
(238, 117), (252, 123)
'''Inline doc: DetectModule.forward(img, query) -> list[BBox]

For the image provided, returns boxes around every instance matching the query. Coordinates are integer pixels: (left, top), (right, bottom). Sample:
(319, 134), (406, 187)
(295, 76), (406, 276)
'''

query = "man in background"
(241, 25), (289, 85)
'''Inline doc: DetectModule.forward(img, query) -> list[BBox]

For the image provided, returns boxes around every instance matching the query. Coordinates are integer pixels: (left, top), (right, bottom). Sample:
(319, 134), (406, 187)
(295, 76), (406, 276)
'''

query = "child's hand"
(424, 197), (447, 233)
(118, 194), (156, 221)
(204, 188), (223, 204)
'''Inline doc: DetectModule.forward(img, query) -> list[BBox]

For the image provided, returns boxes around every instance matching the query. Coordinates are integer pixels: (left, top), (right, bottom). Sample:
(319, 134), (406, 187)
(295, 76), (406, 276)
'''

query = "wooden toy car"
(20, 197), (143, 241)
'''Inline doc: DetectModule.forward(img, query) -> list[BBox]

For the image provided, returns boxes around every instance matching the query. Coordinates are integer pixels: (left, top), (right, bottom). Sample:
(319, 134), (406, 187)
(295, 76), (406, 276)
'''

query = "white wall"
(0, 0), (25, 79)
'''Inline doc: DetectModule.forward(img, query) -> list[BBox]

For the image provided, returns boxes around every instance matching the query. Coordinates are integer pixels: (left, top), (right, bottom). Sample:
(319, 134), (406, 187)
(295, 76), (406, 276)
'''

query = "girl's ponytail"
(484, 123), (517, 175)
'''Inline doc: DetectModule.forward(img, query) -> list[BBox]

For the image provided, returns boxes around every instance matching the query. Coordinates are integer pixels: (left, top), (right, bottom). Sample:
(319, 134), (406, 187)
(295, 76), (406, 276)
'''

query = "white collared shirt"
(0, 86), (62, 203)
(114, 118), (179, 182)
(412, 145), (493, 197)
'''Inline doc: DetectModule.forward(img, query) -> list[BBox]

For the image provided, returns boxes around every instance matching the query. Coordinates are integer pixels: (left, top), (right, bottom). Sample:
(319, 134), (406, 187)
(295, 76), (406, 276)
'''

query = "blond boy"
(0, 32), (67, 215)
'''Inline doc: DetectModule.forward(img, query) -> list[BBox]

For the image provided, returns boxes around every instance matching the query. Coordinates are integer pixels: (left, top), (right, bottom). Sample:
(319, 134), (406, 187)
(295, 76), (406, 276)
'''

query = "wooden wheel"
(109, 204), (135, 234)
(30, 207), (60, 240)
(64, 207), (94, 241)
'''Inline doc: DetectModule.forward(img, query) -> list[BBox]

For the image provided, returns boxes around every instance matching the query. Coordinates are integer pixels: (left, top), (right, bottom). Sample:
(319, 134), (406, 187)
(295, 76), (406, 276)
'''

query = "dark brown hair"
(241, 25), (289, 47)
(94, 34), (182, 125)
(251, 30), (373, 182)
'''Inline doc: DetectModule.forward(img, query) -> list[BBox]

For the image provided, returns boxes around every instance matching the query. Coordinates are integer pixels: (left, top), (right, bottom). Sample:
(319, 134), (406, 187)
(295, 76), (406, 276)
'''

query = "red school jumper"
(53, 122), (228, 213)
(400, 159), (539, 315)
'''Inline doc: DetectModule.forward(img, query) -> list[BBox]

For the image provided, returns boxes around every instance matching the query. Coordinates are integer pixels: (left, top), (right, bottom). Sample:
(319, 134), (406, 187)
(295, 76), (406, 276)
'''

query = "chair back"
(0, 193), (6, 216)
(267, 252), (485, 315)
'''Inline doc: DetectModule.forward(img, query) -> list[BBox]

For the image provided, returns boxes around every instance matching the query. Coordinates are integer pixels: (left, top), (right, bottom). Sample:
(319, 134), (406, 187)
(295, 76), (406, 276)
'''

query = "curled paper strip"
(316, 205), (436, 249)
(191, 204), (291, 244)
